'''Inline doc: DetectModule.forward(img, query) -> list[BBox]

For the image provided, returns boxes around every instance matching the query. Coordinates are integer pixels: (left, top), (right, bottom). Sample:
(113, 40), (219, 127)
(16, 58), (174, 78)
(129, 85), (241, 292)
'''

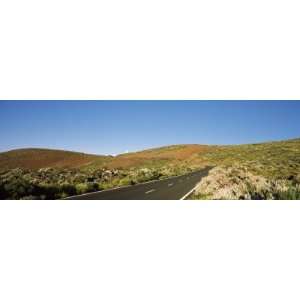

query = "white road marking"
(180, 186), (198, 200)
(145, 189), (155, 194)
(168, 183), (174, 187)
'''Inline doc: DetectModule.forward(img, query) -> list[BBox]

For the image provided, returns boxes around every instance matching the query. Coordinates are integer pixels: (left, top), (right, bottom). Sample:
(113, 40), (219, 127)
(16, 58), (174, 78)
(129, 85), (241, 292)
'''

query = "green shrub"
(3, 178), (32, 199)
(189, 193), (211, 200)
(75, 182), (101, 195)
(0, 182), (8, 199)
(75, 183), (89, 195)
(149, 171), (162, 181)
(61, 184), (76, 197)
(118, 177), (132, 186)
(275, 187), (300, 200)
(39, 184), (60, 199)
(86, 182), (100, 192)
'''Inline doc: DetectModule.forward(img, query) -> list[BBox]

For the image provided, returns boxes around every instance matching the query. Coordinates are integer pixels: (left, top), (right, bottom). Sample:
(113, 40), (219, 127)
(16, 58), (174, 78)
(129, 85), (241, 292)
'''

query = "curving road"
(66, 167), (212, 200)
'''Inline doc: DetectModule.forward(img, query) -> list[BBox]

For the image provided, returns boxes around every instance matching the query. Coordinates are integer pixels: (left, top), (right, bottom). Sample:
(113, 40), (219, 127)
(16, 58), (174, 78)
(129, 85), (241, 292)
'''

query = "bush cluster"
(0, 164), (193, 199)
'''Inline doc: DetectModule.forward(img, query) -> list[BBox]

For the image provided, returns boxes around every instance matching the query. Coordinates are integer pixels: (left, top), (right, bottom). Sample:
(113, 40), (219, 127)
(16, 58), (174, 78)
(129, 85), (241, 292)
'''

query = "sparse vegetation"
(199, 139), (300, 182)
(189, 166), (300, 200)
(188, 139), (300, 200)
(1, 139), (300, 199)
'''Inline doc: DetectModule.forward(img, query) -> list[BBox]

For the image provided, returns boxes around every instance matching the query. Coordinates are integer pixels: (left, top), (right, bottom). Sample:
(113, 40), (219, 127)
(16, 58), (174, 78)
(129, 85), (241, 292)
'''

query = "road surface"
(67, 167), (212, 200)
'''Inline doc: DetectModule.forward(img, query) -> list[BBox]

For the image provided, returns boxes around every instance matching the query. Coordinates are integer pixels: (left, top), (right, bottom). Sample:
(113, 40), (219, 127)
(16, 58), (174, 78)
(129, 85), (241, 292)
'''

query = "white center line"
(145, 189), (155, 194)
(168, 183), (174, 187)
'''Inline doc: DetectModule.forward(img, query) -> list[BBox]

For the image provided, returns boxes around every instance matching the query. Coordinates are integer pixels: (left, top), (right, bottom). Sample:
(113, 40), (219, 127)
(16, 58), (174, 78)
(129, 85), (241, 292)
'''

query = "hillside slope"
(191, 138), (300, 199)
(0, 145), (212, 171)
(1, 139), (300, 176)
(100, 144), (211, 169)
(0, 148), (110, 170)
(200, 138), (300, 180)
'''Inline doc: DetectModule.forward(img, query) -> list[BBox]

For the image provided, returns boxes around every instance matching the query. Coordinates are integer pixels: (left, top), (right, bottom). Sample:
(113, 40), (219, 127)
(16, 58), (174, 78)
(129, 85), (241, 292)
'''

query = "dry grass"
(199, 138), (300, 181)
(190, 165), (297, 200)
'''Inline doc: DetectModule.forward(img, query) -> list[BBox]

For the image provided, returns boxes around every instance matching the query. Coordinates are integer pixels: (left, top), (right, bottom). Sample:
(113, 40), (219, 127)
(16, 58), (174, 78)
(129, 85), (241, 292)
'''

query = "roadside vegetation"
(190, 139), (300, 200)
(0, 164), (195, 199)
(189, 166), (300, 200)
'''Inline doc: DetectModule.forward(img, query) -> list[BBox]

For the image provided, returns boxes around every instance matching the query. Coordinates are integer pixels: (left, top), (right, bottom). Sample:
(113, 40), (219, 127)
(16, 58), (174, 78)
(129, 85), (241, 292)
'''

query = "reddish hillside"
(0, 148), (108, 170)
(104, 145), (212, 169)
(0, 145), (213, 171)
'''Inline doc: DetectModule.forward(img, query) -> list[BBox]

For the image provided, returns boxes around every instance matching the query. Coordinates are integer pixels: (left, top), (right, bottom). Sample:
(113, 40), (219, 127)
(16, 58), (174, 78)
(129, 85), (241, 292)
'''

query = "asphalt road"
(67, 167), (212, 200)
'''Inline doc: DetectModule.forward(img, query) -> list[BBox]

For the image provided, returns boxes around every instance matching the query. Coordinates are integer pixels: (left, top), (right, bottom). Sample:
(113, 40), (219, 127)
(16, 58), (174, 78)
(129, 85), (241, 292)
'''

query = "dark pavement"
(66, 167), (212, 200)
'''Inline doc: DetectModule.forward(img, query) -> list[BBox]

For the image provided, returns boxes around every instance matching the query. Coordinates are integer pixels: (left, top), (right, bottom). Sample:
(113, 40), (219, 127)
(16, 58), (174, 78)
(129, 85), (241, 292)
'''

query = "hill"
(0, 148), (110, 170)
(97, 144), (211, 170)
(200, 138), (300, 180)
(0, 145), (212, 171)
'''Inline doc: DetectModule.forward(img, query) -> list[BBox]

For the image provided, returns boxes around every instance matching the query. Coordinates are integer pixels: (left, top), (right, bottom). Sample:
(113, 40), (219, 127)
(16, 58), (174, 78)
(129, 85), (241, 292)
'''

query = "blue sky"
(0, 101), (300, 155)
